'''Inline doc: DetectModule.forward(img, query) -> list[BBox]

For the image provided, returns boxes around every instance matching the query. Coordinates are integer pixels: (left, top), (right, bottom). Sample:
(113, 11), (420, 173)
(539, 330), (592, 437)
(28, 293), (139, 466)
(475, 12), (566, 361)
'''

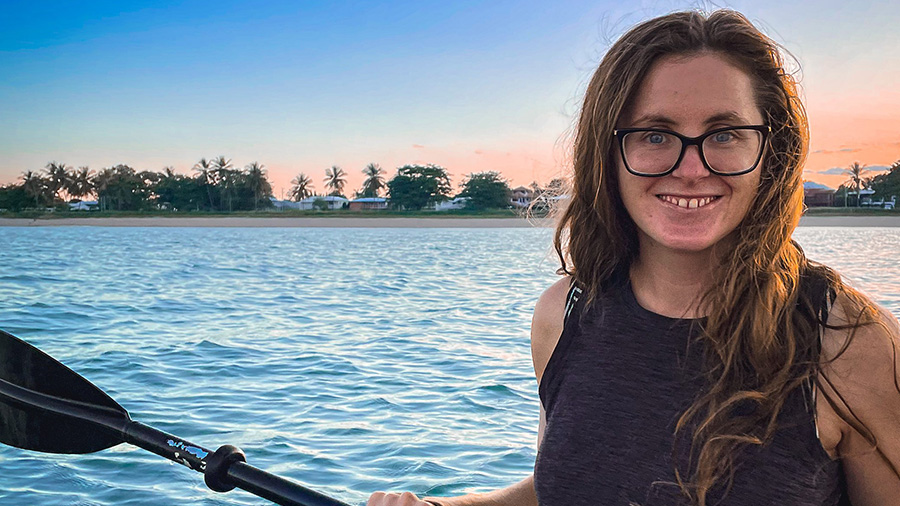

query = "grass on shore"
(803, 207), (900, 217)
(0, 208), (531, 219)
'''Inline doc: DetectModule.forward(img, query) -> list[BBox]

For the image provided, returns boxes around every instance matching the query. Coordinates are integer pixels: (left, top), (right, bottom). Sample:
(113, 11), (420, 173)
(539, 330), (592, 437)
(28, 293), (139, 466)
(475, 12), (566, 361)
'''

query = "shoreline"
(1, 215), (900, 228)
(0, 216), (545, 228)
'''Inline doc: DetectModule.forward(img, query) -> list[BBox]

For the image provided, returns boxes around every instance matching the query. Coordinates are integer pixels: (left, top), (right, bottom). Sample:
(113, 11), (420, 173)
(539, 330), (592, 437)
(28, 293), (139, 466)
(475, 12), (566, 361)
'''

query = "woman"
(368, 10), (900, 506)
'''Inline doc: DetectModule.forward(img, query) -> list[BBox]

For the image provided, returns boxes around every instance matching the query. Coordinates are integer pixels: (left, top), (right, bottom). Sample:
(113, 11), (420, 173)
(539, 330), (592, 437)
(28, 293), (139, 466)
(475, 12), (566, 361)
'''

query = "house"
(349, 197), (388, 211)
(268, 197), (302, 210)
(802, 181), (835, 207)
(68, 200), (99, 211)
(434, 197), (469, 211)
(510, 186), (535, 208)
(297, 195), (348, 210)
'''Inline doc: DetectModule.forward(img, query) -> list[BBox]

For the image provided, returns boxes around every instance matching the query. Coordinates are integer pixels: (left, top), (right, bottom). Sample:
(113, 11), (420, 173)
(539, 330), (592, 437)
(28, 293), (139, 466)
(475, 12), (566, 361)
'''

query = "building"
(268, 197), (302, 210)
(349, 197), (388, 211)
(298, 195), (348, 210)
(803, 181), (835, 207)
(68, 200), (99, 211)
(434, 197), (469, 211)
(269, 195), (348, 210)
(510, 186), (535, 208)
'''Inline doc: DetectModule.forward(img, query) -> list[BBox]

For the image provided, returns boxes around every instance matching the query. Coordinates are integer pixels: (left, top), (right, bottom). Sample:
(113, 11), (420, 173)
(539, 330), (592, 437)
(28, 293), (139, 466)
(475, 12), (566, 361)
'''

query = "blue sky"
(2, 0), (898, 193)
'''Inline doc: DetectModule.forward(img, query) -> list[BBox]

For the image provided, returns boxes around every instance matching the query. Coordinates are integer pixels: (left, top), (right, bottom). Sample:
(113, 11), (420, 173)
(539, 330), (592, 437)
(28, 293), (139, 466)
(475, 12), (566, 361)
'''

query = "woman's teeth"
(658, 195), (718, 209)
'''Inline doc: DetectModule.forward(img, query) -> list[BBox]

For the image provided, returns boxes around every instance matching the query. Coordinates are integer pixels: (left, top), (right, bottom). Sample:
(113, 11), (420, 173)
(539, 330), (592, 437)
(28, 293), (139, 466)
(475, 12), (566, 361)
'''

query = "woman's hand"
(366, 491), (442, 506)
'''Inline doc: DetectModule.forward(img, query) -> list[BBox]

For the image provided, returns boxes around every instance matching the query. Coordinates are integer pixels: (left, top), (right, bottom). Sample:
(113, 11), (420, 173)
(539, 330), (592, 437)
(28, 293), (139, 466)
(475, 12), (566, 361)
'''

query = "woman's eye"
(646, 133), (665, 144)
(713, 132), (734, 143)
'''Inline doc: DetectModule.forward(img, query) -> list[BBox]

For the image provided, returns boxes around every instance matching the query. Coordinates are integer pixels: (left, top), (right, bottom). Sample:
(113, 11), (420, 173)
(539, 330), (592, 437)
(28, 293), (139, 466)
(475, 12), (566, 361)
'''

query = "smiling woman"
(614, 53), (766, 255)
(368, 9), (900, 506)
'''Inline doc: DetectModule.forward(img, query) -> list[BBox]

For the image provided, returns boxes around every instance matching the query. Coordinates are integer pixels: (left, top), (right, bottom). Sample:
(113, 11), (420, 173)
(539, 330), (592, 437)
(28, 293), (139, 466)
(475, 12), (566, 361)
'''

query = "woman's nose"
(671, 145), (709, 179)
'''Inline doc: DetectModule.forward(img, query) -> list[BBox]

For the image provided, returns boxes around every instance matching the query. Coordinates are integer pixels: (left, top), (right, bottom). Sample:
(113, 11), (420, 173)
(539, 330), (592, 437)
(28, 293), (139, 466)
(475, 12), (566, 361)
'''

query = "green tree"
(360, 163), (385, 197)
(21, 171), (48, 208)
(869, 159), (900, 203)
(386, 164), (453, 210)
(0, 183), (31, 211)
(154, 168), (206, 211)
(844, 162), (868, 207)
(457, 171), (511, 210)
(92, 165), (148, 211)
(289, 173), (314, 201)
(324, 165), (347, 196)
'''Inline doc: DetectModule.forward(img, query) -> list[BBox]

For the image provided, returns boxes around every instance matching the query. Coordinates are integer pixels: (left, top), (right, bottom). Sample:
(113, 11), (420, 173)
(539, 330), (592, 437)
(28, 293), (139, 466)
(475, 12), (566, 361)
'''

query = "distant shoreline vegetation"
(0, 159), (564, 216)
(2, 158), (898, 217)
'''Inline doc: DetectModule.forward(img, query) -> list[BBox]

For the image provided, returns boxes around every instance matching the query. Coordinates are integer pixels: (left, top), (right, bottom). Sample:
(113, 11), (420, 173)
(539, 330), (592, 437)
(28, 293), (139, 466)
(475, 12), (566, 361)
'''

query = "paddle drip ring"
(204, 444), (247, 492)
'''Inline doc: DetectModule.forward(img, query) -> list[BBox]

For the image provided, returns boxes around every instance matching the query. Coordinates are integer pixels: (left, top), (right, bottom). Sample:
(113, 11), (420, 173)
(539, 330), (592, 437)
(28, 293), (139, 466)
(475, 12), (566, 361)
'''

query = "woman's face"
(616, 52), (764, 256)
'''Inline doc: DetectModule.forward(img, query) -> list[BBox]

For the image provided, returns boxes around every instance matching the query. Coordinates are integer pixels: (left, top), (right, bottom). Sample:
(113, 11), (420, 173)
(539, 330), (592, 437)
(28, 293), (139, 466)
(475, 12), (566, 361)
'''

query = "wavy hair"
(553, 9), (882, 504)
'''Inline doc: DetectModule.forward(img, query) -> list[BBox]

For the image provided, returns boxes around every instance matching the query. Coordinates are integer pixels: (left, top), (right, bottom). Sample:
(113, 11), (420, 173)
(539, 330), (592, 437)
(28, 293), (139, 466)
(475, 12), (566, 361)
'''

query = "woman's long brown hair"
(553, 9), (884, 505)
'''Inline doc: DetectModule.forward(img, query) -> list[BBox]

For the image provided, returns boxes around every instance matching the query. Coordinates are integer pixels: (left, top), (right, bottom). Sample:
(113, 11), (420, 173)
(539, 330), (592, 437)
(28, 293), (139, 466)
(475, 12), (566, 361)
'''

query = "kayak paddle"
(0, 329), (351, 506)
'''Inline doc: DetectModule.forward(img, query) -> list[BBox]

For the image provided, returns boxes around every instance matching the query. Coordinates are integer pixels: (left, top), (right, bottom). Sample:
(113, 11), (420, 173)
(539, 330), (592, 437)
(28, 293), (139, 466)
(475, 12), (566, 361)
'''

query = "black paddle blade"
(0, 330), (128, 454)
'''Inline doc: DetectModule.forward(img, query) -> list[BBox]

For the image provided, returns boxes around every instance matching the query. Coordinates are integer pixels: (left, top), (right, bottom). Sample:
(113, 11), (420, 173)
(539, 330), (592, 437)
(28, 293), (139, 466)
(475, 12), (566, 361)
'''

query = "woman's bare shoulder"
(820, 290), (899, 364)
(531, 276), (572, 383)
(818, 291), (900, 504)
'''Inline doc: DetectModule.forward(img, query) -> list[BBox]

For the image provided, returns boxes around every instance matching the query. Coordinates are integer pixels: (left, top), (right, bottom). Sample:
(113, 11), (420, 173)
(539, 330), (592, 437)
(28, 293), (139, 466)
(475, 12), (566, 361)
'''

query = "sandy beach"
(1, 215), (899, 227)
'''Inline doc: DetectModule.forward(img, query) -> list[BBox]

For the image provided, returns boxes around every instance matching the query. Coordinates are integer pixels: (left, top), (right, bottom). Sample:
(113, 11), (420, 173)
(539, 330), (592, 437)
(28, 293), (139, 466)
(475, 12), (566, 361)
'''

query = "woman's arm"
(817, 295), (900, 506)
(368, 277), (570, 506)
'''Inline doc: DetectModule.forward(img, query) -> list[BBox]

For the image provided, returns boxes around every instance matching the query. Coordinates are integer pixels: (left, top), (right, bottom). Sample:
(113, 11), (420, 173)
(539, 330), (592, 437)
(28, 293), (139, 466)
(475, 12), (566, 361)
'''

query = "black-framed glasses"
(613, 125), (770, 177)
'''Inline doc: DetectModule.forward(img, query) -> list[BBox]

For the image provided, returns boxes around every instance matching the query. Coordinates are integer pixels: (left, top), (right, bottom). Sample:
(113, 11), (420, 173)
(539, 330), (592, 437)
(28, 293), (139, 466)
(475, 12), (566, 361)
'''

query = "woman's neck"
(629, 240), (718, 319)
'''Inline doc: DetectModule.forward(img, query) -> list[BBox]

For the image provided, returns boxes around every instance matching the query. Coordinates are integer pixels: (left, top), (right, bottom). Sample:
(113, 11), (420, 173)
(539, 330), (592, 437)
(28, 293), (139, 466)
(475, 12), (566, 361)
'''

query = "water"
(0, 226), (897, 506)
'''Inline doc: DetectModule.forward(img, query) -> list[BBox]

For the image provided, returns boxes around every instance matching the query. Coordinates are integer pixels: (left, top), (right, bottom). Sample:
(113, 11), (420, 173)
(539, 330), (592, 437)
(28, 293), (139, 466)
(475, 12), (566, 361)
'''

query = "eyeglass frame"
(612, 124), (771, 177)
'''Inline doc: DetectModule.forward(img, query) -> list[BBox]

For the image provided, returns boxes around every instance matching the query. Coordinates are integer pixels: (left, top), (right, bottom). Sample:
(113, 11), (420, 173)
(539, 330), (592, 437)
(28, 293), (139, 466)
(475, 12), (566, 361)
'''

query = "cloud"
(474, 150), (484, 155)
(811, 148), (862, 155)
(412, 144), (425, 149)
(812, 165), (889, 175)
(816, 167), (848, 175)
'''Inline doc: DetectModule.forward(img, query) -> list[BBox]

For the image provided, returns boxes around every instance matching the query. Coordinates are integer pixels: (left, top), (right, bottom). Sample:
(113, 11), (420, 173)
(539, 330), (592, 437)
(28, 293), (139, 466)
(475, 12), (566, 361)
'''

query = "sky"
(1, 0), (898, 195)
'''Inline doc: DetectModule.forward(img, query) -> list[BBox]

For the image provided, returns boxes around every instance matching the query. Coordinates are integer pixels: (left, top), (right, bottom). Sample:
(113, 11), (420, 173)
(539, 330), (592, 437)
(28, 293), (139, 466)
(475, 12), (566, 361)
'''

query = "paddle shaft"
(1, 376), (350, 506)
(125, 422), (350, 506)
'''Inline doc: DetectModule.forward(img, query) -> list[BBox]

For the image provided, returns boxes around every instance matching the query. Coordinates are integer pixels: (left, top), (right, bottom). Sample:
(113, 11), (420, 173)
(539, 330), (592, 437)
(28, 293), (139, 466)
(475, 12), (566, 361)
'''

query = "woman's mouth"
(657, 194), (721, 209)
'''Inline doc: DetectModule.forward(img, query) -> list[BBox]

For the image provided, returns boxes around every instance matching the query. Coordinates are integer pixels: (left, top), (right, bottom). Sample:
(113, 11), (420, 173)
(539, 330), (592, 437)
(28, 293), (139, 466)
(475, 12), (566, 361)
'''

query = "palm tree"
(324, 165), (347, 196)
(211, 156), (235, 211)
(67, 166), (94, 201)
(193, 158), (216, 210)
(845, 162), (868, 207)
(289, 173), (314, 201)
(44, 161), (70, 203)
(360, 163), (385, 197)
(21, 171), (46, 208)
(244, 161), (272, 210)
(91, 167), (115, 211)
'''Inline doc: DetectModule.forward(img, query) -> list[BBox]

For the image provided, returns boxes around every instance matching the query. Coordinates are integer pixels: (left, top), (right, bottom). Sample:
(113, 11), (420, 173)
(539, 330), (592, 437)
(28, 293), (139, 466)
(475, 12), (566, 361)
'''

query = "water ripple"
(0, 226), (896, 505)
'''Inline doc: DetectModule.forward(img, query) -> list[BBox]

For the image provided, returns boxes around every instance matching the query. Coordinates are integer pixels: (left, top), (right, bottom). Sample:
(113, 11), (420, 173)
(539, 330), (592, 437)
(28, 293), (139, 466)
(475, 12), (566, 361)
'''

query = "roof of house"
(299, 195), (348, 203)
(803, 181), (834, 191)
(351, 197), (387, 203)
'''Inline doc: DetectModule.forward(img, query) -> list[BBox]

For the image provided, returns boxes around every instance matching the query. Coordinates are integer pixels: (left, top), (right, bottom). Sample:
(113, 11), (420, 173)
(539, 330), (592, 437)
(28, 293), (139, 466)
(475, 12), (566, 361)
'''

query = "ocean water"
(0, 226), (897, 506)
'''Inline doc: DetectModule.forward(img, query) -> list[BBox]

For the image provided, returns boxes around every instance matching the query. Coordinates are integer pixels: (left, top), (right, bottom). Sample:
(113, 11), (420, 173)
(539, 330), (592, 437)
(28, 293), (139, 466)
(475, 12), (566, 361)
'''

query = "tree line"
(836, 159), (900, 206)
(0, 159), (546, 213)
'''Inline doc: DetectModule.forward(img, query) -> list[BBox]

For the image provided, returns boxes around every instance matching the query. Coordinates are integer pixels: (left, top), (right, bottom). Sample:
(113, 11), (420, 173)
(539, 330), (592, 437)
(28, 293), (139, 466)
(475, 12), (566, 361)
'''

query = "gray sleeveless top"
(534, 279), (846, 505)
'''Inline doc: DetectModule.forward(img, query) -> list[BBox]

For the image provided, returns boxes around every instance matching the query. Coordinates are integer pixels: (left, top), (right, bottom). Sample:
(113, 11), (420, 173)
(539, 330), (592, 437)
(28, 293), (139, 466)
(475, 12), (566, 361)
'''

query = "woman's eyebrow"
(628, 114), (677, 127)
(704, 111), (749, 124)
(627, 111), (750, 128)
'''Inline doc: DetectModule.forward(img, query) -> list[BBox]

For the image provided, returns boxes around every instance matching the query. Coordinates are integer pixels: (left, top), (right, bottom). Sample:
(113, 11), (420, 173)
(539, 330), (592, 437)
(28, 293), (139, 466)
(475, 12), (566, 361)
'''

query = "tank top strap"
(539, 278), (587, 413)
(563, 278), (584, 326)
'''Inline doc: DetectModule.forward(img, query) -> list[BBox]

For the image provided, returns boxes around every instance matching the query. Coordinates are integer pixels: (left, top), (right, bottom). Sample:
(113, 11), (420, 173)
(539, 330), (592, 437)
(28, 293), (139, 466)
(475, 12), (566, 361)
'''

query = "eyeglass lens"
(622, 128), (764, 175)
